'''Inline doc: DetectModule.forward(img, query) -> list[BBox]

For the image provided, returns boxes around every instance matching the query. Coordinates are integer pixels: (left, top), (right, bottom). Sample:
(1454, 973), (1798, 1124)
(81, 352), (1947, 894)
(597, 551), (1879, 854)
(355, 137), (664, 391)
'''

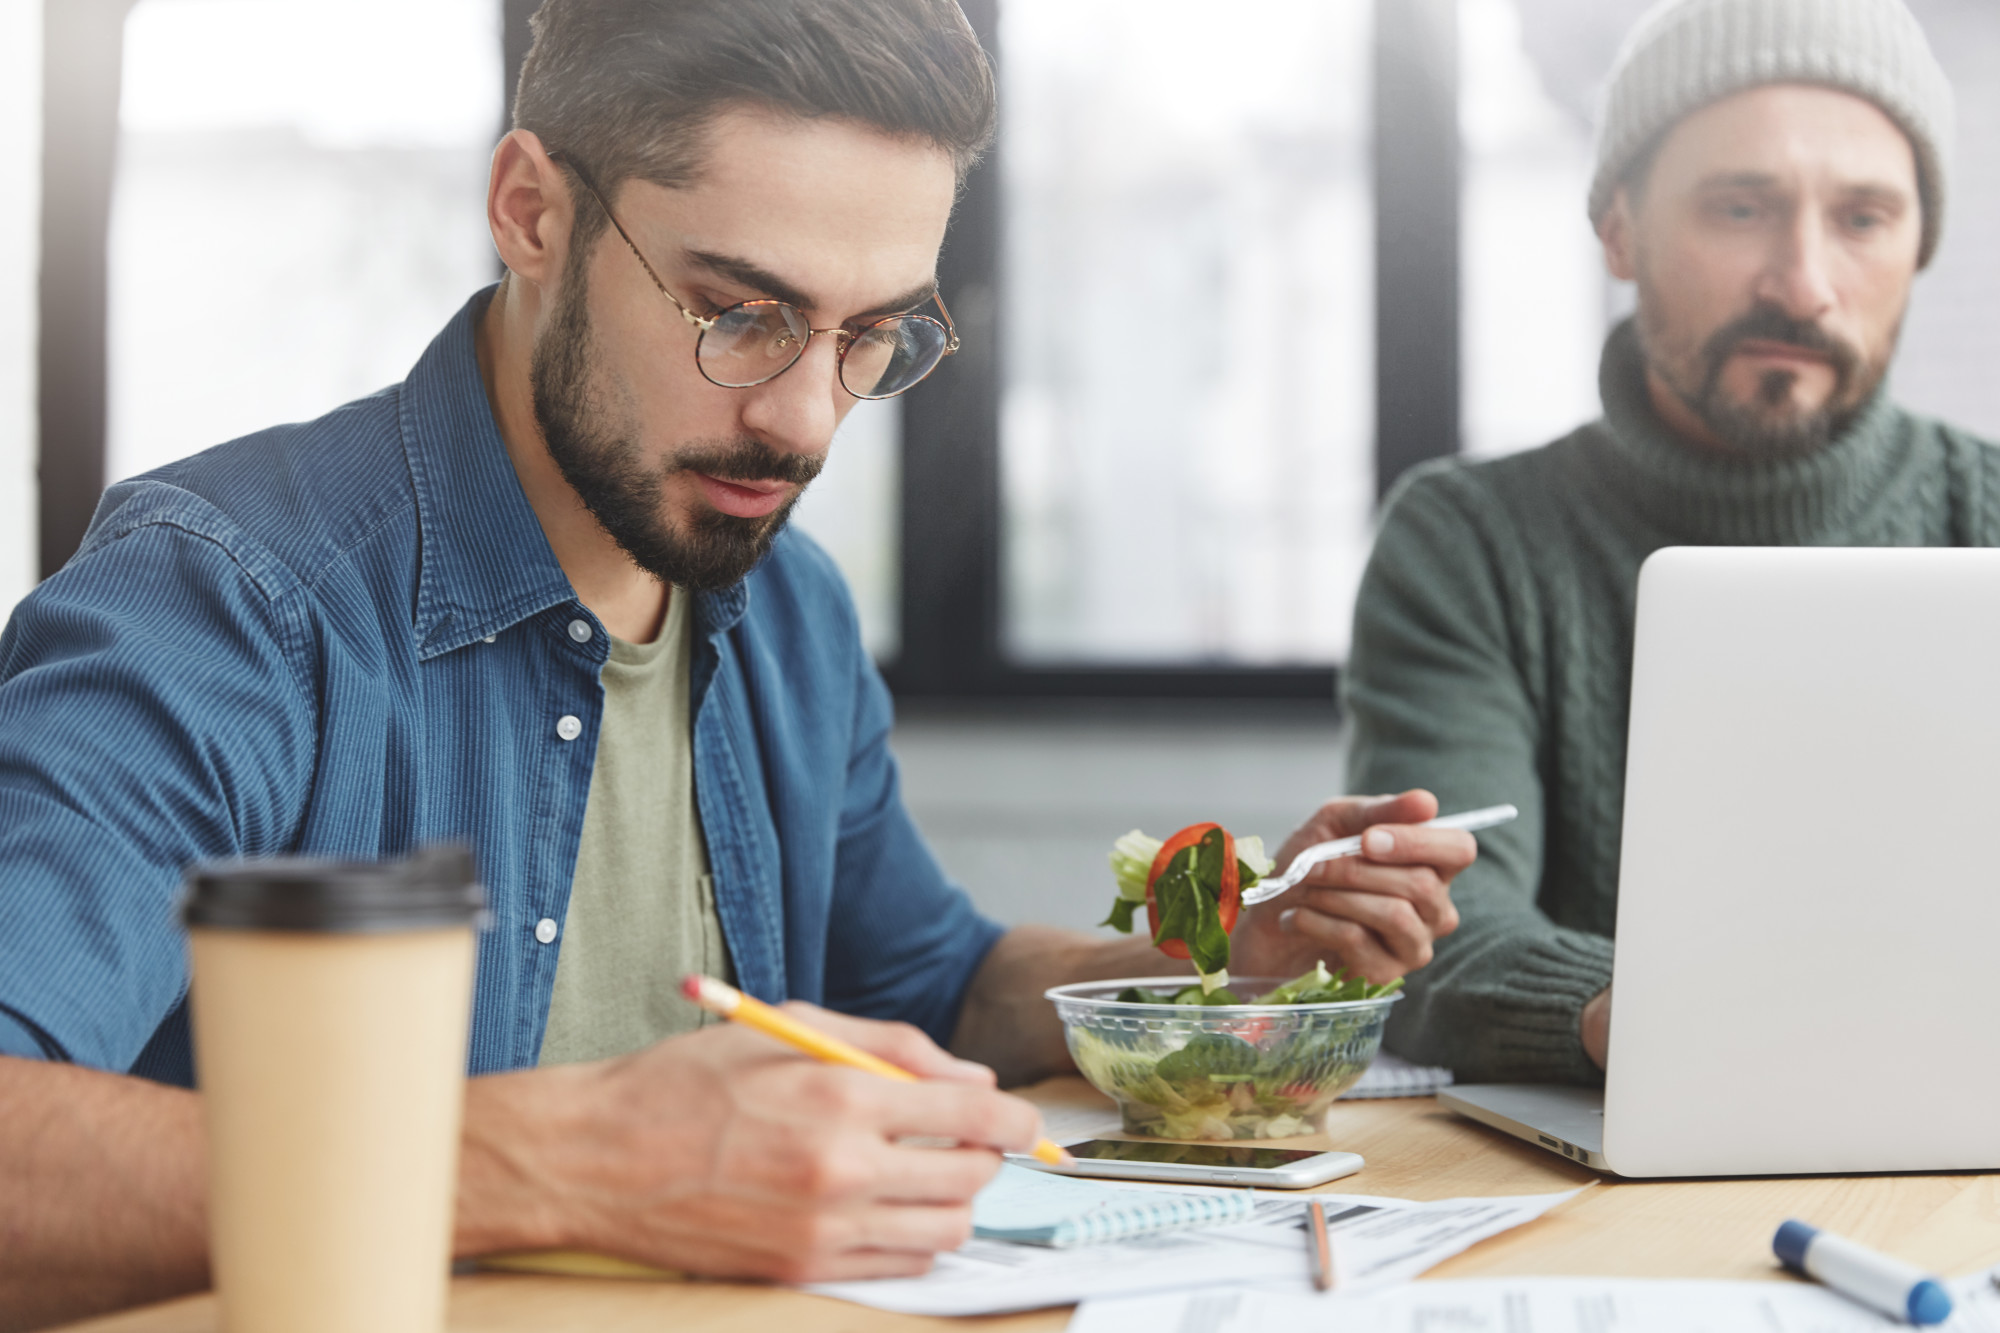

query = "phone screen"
(1065, 1140), (1326, 1170)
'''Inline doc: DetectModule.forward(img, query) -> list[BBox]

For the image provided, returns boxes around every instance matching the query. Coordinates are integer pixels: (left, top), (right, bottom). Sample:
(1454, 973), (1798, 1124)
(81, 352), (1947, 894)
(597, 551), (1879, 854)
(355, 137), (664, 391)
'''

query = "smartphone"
(1011, 1139), (1364, 1188)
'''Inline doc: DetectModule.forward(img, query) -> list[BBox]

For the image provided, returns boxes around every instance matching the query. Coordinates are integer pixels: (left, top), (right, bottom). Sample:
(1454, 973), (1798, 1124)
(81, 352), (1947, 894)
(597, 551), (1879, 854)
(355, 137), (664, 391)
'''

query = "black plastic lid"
(182, 845), (486, 933)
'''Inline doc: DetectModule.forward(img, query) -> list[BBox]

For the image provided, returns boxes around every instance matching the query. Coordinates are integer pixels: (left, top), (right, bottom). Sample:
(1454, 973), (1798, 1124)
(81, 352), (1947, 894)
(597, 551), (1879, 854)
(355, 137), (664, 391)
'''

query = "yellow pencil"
(681, 974), (1074, 1168)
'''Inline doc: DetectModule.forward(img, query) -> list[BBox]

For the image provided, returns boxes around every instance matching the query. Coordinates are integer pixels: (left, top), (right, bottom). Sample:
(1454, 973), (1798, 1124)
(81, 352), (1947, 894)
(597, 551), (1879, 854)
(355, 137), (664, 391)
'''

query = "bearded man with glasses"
(0, 1), (1480, 1325)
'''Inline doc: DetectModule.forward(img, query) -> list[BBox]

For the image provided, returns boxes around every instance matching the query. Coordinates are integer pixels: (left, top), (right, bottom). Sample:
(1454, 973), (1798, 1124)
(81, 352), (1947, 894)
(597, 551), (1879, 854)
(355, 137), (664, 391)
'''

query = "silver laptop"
(1441, 547), (2000, 1178)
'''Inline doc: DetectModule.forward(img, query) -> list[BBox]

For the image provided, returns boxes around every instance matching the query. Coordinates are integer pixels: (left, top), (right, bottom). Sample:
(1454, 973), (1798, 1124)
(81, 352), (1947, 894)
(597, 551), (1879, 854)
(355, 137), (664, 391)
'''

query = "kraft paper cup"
(184, 847), (484, 1333)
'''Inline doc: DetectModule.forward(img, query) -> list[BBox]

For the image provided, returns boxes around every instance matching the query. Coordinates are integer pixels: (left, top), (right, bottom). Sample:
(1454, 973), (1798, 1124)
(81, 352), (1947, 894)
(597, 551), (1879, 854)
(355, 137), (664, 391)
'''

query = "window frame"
(885, 0), (1461, 700)
(40, 0), (1462, 706)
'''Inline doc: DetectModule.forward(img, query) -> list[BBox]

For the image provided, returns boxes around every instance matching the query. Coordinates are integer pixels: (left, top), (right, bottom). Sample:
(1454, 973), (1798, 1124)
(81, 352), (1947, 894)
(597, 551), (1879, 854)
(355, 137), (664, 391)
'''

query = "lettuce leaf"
(1148, 828), (1234, 987)
(1101, 829), (1163, 931)
(1254, 961), (1404, 1005)
(1236, 836), (1274, 882)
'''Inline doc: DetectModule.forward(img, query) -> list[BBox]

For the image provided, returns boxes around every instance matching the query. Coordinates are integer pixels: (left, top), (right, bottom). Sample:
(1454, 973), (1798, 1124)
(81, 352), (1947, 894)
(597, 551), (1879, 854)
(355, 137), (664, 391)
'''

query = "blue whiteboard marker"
(1774, 1219), (1953, 1326)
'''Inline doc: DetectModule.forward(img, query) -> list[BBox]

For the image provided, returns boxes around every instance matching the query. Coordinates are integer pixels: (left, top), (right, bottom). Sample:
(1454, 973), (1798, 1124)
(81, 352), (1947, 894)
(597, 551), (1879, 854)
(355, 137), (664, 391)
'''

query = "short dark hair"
(513, 0), (995, 227)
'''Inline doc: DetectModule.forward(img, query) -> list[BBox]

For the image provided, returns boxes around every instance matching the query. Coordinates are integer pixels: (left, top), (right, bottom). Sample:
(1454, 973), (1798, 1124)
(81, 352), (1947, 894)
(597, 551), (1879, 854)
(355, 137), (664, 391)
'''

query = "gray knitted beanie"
(1588, 0), (1954, 267)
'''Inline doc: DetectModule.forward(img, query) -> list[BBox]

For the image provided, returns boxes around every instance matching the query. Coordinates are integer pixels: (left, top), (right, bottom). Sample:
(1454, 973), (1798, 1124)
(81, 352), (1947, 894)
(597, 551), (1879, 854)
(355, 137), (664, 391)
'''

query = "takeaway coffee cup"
(183, 846), (484, 1333)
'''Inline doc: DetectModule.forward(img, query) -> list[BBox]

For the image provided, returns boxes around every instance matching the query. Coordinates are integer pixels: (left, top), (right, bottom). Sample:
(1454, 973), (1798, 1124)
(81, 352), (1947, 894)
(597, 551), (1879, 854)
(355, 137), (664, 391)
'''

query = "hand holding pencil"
(480, 975), (1062, 1282)
(682, 974), (1074, 1167)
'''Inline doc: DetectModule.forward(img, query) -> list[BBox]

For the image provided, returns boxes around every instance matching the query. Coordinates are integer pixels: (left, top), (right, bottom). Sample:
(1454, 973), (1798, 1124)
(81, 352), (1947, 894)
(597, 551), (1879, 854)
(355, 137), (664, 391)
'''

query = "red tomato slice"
(1144, 822), (1241, 960)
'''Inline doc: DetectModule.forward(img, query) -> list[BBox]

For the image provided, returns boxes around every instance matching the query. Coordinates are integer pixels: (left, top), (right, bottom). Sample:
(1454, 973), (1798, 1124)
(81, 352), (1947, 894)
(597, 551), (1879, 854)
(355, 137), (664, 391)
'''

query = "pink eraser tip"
(680, 975), (703, 1001)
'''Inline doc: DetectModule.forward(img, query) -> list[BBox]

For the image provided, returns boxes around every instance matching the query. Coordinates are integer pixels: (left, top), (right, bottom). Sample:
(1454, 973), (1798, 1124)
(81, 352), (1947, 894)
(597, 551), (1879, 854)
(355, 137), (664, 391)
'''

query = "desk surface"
(63, 1077), (2000, 1332)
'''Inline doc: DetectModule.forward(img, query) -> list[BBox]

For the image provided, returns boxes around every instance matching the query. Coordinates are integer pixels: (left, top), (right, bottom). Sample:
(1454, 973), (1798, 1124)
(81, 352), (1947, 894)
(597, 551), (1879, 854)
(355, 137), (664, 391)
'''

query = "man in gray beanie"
(1342, 0), (1999, 1083)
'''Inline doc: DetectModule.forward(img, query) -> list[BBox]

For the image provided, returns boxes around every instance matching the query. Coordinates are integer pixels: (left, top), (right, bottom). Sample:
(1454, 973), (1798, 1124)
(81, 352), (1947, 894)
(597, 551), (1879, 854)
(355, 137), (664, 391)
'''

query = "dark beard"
(1639, 297), (1889, 460)
(528, 257), (823, 592)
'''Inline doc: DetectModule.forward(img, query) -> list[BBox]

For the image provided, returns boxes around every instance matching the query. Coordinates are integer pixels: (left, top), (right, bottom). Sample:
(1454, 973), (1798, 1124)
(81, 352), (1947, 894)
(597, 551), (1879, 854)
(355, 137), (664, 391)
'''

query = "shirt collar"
(402, 287), (576, 660)
(401, 286), (751, 658)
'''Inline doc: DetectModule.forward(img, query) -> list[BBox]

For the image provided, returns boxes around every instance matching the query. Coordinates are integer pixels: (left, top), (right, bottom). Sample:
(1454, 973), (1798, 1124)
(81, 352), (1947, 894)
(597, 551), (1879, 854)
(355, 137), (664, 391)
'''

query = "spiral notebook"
(1341, 1051), (1455, 1100)
(971, 1165), (1257, 1248)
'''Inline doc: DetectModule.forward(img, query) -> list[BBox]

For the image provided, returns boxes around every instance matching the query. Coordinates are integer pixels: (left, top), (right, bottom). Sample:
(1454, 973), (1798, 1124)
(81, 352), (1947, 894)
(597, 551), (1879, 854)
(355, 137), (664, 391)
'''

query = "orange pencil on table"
(681, 974), (1074, 1168)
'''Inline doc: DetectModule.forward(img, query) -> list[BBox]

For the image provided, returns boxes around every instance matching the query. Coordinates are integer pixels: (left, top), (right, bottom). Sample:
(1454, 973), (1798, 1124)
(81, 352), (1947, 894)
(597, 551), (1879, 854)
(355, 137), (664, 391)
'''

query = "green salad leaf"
(1148, 830), (1234, 983)
(1103, 825), (1271, 993)
(1108, 830), (1162, 902)
(1154, 1032), (1260, 1084)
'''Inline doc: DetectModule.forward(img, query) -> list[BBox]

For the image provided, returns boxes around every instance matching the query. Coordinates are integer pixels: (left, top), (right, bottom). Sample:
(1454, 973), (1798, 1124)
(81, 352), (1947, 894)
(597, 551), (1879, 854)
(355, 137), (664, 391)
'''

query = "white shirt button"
(534, 917), (558, 945)
(567, 619), (593, 644)
(482, 635), (496, 644)
(556, 714), (583, 741)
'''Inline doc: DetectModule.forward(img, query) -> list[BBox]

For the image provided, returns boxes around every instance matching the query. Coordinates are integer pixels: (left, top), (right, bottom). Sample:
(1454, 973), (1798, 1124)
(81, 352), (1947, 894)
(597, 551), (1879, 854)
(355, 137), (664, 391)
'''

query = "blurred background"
(5, 0), (1998, 930)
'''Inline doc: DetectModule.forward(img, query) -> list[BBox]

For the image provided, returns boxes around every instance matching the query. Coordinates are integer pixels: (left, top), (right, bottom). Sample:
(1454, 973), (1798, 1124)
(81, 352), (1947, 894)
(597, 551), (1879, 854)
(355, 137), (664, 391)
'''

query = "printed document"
(803, 1184), (1586, 1316)
(1067, 1268), (2000, 1333)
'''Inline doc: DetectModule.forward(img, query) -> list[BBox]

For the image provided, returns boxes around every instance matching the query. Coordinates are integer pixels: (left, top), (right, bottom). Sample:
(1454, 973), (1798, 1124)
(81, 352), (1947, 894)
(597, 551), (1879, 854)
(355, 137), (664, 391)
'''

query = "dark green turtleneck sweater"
(1346, 320), (2000, 1084)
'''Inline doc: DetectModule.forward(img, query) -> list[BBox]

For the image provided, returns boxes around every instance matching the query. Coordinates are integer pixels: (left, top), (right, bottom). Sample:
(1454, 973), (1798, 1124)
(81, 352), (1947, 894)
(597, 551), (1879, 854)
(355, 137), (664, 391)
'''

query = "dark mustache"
(669, 439), (825, 488)
(1699, 304), (1859, 386)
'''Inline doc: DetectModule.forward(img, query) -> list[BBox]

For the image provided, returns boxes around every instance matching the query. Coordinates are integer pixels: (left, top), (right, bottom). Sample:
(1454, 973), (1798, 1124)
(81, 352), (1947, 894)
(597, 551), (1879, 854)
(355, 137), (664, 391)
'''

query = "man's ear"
(1600, 186), (1639, 283)
(488, 129), (573, 289)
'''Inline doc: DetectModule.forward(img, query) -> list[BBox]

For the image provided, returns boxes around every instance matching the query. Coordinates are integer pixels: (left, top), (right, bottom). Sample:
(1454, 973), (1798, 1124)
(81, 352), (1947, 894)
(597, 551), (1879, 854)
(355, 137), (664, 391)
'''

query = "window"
(1896, 0), (2000, 439)
(1454, 0), (2000, 454)
(999, 0), (1375, 666)
(110, 0), (503, 483)
(108, 0), (902, 657)
(1458, 0), (1612, 460)
(792, 401), (901, 660)
(52, 0), (2000, 693)
(0, 0), (37, 609)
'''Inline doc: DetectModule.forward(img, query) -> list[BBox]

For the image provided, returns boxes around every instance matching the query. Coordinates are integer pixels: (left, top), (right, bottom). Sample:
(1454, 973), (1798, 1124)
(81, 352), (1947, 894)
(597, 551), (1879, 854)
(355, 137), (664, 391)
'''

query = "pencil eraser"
(680, 974), (703, 1002)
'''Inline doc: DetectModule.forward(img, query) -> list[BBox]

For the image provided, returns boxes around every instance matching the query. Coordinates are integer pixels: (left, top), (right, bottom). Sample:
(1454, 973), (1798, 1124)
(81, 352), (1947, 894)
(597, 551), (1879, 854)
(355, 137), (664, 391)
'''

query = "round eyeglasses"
(562, 161), (960, 401)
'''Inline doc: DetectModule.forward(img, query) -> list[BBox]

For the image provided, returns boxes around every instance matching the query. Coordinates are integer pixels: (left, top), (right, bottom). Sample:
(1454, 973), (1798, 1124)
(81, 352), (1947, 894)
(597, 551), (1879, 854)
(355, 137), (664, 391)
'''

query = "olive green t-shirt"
(538, 589), (732, 1066)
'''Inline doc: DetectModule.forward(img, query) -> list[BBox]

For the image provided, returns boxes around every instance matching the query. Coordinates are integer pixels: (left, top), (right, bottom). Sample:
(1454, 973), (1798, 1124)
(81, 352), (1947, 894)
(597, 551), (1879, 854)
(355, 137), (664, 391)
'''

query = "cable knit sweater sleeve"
(1345, 462), (1612, 1086)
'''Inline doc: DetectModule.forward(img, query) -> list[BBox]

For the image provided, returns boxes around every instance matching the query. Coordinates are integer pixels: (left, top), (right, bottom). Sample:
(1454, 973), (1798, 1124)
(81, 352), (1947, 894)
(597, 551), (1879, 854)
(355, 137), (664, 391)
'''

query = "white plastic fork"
(1239, 803), (1519, 906)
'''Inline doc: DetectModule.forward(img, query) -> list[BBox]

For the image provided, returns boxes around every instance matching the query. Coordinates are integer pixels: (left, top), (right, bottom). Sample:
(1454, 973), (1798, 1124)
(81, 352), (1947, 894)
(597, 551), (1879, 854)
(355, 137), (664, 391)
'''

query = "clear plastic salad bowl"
(1047, 977), (1399, 1141)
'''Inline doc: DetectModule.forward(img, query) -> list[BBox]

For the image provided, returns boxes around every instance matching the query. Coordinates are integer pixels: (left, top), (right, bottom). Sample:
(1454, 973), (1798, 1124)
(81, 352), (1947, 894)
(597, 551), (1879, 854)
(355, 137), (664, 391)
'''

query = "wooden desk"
(61, 1078), (2000, 1332)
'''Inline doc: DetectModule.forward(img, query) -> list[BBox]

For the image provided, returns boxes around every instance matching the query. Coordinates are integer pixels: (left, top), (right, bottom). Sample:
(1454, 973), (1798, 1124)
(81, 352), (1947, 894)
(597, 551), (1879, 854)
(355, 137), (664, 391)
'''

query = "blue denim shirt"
(0, 289), (1003, 1082)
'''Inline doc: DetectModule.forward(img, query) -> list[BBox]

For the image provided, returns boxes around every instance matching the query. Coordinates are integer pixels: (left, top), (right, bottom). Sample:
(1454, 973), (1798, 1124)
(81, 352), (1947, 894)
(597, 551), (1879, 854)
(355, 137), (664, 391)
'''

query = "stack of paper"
(1068, 1268), (2000, 1332)
(970, 1165), (1256, 1247)
(805, 1181), (1587, 1316)
(1340, 1051), (1454, 1100)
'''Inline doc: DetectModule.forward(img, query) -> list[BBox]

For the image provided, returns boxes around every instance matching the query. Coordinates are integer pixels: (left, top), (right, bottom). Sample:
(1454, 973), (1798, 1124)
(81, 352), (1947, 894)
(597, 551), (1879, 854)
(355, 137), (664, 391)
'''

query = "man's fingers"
(1299, 856), (1458, 934)
(787, 1248), (938, 1283)
(1282, 908), (1408, 984)
(1318, 788), (1440, 840)
(774, 1002), (995, 1085)
(860, 1077), (1043, 1156)
(1354, 824), (1477, 873)
(847, 1201), (977, 1256)
(780, 1202), (979, 1281)
(870, 1141), (1009, 1205)
(1287, 889), (1433, 974)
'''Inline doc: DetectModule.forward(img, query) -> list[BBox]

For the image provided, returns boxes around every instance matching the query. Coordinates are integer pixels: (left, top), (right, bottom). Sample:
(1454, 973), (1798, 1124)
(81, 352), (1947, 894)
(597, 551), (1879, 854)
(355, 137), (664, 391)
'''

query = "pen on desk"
(1773, 1219), (1952, 1326)
(1308, 1199), (1335, 1292)
(681, 974), (1074, 1168)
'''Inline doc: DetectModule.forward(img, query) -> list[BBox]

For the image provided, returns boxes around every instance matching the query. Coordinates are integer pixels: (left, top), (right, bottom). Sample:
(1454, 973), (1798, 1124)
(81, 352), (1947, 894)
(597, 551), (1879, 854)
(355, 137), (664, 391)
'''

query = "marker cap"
(1909, 1280), (1953, 1326)
(1773, 1219), (1817, 1272)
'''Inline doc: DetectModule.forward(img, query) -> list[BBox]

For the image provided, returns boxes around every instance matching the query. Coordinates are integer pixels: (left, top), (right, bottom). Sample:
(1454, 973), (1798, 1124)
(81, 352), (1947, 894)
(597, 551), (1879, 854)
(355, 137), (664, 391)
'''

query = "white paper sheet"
(971, 1163), (1256, 1245)
(1067, 1268), (2000, 1333)
(802, 1184), (1586, 1316)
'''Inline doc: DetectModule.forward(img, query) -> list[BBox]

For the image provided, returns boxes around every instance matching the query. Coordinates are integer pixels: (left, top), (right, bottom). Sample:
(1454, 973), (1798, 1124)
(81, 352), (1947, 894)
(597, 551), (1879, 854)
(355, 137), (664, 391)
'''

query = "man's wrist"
(952, 926), (1182, 1086)
(1579, 988), (1612, 1071)
(454, 1063), (603, 1257)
